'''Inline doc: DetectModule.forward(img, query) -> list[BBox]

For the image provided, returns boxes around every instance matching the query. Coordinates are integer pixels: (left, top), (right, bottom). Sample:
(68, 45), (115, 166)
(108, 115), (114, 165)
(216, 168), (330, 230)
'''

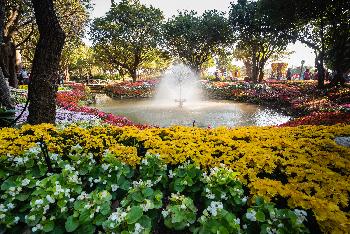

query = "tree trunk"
(28, 0), (65, 124)
(317, 17), (325, 88)
(243, 60), (252, 78)
(251, 47), (259, 82)
(130, 69), (137, 82)
(0, 0), (13, 109)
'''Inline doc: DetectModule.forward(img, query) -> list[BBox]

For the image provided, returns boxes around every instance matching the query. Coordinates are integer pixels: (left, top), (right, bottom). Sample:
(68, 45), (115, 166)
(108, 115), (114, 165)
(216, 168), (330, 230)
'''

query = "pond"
(92, 94), (291, 128)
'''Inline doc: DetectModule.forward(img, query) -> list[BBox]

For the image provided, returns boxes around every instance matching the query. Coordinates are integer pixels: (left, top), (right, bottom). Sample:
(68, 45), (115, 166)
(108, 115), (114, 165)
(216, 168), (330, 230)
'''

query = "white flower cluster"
(7, 186), (22, 197)
(107, 208), (128, 229)
(266, 227), (278, 234)
(168, 170), (176, 179)
(132, 179), (153, 189)
(11, 156), (29, 166)
(205, 188), (215, 200)
(111, 184), (119, 192)
(32, 223), (43, 232)
(132, 223), (144, 234)
(293, 209), (307, 224)
(206, 201), (224, 217)
(245, 209), (257, 221)
(22, 178), (31, 186)
(140, 199), (153, 212)
(101, 163), (110, 171)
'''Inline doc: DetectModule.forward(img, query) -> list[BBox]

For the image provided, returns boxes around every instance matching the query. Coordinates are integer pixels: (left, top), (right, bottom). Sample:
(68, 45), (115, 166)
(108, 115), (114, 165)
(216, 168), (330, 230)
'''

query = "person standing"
(286, 68), (292, 81)
(303, 69), (311, 80)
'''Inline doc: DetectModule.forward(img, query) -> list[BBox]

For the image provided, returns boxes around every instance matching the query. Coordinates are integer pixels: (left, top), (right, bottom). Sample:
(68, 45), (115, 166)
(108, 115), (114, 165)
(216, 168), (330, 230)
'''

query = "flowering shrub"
(0, 124), (349, 232)
(105, 80), (159, 99)
(0, 145), (311, 233)
(104, 80), (350, 126)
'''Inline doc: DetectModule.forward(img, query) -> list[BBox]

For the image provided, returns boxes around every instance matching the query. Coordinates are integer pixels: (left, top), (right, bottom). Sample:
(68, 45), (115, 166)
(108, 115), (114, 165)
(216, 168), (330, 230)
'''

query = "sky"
(87, 0), (316, 67)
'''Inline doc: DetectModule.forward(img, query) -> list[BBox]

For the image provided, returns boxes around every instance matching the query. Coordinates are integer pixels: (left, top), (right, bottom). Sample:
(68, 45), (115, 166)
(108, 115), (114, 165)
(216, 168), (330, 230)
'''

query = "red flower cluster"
(105, 80), (159, 98)
(280, 111), (350, 127)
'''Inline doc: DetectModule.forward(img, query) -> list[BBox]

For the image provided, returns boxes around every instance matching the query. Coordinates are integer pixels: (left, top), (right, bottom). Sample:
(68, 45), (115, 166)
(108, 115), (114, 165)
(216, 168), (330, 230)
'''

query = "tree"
(90, 0), (164, 82)
(27, 0), (65, 124)
(4, 0), (90, 77)
(0, 0), (13, 109)
(163, 10), (232, 73)
(260, 0), (349, 87)
(229, 0), (293, 82)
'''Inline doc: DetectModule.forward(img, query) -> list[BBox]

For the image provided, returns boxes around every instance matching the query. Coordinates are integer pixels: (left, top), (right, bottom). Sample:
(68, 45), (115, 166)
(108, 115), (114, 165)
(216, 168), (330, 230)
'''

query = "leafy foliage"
(163, 10), (233, 72)
(90, 0), (164, 81)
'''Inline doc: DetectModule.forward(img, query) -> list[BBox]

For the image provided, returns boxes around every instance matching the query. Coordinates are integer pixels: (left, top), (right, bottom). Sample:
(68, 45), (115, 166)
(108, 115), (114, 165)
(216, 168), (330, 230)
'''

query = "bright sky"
(88, 0), (316, 67)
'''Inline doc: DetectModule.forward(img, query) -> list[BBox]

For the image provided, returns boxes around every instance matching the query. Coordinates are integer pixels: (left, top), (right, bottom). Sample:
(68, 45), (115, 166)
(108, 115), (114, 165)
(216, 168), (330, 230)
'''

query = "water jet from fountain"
(153, 64), (202, 108)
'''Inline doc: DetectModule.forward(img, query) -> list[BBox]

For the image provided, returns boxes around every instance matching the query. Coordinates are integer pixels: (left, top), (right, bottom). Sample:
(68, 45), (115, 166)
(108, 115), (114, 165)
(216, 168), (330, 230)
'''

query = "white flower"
(243, 224), (247, 229)
(234, 218), (240, 225)
(132, 223), (144, 234)
(242, 196), (248, 203)
(141, 159), (148, 165)
(50, 153), (58, 161)
(168, 170), (175, 178)
(161, 210), (169, 217)
(220, 192), (228, 200)
(0, 214), (5, 219)
(101, 163), (110, 171)
(34, 199), (44, 206)
(46, 195), (55, 203)
(206, 201), (223, 217)
(14, 216), (20, 223)
(294, 209), (307, 224)
(64, 164), (75, 172)
(246, 210), (257, 221)
(7, 203), (14, 209)
(111, 184), (119, 192)
(43, 205), (50, 213)
(180, 204), (186, 209)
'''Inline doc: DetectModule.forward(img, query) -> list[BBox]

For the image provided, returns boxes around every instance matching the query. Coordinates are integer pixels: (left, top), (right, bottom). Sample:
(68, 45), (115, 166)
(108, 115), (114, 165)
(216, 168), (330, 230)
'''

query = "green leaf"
(132, 191), (144, 203)
(16, 193), (30, 201)
(126, 206), (143, 224)
(79, 210), (92, 223)
(1, 178), (15, 190)
(173, 179), (185, 192)
(138, 215), (152, 229)
(142, 187), (154, 197)
(65, 216), (79, 232)
(100, 203), (111, 215)
(0, 169), (6, 179)
(75, 224), (95, 234)
(43, 220), (55, 232)
(256, 211), (266, 222)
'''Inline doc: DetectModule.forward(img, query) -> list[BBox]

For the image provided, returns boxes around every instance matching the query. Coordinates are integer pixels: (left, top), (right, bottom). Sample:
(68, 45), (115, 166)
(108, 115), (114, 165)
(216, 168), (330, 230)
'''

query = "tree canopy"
(90, 0), (164, 82)
(229, 0), (294, 82)
(163, 10), (233, 73)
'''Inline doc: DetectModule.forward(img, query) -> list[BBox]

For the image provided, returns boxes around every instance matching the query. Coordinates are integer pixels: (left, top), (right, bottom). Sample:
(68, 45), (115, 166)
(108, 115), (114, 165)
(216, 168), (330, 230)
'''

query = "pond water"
(92, 94), (291, 128)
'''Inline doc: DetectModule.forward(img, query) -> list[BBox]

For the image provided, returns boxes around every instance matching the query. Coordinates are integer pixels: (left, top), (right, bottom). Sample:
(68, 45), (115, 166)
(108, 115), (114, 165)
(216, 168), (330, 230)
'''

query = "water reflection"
(92, 95), (291, 127)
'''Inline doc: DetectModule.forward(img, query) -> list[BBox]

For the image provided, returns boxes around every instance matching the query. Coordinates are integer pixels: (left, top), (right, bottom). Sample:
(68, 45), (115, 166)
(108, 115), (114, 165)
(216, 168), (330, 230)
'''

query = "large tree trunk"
(28, 0), (65, 124)
(0, 0), (13, 109)
(130, 69), (137, 82)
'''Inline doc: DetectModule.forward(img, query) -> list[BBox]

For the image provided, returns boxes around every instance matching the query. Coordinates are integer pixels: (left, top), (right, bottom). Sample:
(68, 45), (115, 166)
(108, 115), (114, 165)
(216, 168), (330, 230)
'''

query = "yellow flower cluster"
(1, 124), (349, 233)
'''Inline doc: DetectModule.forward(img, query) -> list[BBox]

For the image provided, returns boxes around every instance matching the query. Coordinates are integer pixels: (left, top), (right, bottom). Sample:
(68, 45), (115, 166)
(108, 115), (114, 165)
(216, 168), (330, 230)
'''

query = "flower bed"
(0, 124), (349, 233)
(104, 80), (159, 99)
(105, 80), (350, 126)
(56, 83), (151, 129)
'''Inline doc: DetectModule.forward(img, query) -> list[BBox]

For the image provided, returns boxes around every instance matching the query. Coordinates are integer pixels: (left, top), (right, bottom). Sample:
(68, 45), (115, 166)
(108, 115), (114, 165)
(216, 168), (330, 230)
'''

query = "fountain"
(153, 64), (202, 107)
(92, 63), (291, 127)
